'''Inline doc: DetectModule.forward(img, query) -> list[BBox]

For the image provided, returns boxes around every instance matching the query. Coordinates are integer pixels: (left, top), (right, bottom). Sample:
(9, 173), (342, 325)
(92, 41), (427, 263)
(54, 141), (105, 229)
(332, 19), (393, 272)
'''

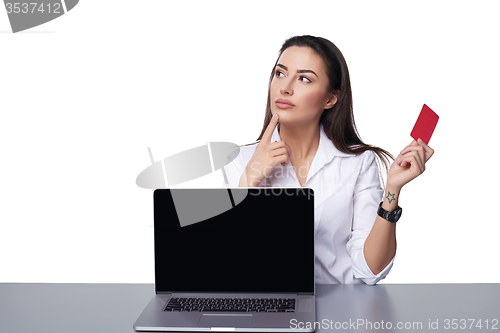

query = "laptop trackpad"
(198, 314), (253, 328)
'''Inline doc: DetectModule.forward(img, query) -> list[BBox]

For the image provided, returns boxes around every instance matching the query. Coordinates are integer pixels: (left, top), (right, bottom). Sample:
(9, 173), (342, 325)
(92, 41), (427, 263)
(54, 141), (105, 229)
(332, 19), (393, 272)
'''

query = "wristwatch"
(377, 202), (403, 223)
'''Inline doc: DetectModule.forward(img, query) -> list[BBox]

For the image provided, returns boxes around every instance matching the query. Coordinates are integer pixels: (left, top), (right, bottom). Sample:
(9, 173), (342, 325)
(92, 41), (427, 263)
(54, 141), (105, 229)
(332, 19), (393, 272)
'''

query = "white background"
(1, 1), (499, 284)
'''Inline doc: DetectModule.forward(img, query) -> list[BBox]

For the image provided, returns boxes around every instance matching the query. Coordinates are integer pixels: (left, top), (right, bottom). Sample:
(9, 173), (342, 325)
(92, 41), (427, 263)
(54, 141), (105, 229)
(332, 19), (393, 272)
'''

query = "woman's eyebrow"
(276, 63), (318, 77)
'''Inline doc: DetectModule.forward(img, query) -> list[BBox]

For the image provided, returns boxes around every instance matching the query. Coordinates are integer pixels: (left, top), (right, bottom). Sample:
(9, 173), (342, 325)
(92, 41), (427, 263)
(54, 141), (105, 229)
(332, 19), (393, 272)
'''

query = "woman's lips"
(275, 99), (295, 109)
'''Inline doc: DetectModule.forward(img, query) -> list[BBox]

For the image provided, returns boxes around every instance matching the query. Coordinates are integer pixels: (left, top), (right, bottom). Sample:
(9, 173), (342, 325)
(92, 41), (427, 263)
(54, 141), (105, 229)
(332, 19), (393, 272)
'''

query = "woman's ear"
(324, 92), (339, 109)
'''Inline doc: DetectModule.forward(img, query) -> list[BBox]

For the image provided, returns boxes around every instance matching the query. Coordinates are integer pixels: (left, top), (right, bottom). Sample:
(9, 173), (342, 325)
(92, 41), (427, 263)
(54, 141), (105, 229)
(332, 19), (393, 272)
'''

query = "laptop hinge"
(169, 292), (300, 297)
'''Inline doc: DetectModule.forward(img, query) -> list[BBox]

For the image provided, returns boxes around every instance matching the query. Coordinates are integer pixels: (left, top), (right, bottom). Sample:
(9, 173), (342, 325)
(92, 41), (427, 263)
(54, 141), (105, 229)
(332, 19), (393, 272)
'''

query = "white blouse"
(222, 124), (395, 285)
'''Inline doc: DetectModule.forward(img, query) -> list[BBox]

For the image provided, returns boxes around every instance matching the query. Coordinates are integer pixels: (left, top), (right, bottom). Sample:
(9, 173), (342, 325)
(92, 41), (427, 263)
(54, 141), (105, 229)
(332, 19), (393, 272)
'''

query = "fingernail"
(273, 113), (278, 119)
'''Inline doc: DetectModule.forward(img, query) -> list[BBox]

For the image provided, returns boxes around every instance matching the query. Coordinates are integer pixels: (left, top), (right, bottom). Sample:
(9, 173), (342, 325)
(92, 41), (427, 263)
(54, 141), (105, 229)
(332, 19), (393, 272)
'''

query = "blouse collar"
(270, 123), (354, 183)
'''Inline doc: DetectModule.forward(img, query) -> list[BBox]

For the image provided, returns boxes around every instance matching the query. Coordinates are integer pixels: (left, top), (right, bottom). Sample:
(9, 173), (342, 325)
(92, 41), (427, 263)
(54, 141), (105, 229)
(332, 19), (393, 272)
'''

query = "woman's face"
(270, 46), (336, 126)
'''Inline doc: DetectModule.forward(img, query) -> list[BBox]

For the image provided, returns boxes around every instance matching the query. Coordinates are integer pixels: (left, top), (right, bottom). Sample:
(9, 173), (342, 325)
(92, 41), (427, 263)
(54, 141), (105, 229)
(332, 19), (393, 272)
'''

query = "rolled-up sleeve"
(347, 150), (395, 285)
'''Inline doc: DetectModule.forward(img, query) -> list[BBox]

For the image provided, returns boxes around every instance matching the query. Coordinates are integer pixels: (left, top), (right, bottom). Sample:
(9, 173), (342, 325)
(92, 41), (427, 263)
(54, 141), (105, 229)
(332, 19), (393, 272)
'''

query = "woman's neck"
(278, 122), (320, 160)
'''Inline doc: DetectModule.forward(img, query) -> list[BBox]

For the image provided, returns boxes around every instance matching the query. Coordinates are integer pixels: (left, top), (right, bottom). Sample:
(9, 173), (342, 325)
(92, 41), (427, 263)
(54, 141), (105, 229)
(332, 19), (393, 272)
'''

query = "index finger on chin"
(261, 113), (279, 144)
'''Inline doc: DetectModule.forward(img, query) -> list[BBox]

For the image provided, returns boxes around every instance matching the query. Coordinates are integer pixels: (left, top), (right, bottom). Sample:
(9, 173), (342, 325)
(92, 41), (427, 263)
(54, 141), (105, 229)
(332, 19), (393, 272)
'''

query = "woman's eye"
(299, 76), (311, 83)
(275, 70), (285, 78)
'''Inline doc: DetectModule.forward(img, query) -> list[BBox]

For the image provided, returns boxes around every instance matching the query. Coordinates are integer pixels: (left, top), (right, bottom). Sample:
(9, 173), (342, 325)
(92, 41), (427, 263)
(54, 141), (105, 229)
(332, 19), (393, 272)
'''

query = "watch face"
(393, 209), (402, 221)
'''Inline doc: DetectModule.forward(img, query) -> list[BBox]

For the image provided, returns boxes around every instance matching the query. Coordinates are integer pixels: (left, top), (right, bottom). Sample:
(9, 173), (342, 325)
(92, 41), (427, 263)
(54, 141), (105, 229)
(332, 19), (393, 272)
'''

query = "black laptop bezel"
(153, 188), (315, 295)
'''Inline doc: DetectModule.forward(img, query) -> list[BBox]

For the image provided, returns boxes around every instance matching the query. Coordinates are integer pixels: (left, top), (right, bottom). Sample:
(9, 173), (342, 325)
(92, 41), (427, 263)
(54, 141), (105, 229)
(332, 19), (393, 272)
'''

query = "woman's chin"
(273, 110), (307, 126)
(274, 111), (297, 124)
(273, 109), (289, 120)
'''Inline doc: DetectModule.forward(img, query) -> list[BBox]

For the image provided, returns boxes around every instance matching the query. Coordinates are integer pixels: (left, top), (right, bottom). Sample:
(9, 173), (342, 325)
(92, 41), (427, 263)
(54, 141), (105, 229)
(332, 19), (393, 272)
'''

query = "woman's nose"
(279, 78), (293, 95)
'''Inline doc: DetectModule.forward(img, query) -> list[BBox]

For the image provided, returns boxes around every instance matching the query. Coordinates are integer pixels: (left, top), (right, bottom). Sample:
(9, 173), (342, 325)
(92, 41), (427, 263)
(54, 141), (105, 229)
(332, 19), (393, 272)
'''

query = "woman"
(223, 35), (434, 285)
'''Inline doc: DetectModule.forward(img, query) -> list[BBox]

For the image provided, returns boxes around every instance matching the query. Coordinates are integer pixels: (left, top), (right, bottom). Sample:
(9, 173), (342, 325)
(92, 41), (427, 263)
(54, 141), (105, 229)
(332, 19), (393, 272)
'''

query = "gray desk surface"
(0, 283), (499, 332)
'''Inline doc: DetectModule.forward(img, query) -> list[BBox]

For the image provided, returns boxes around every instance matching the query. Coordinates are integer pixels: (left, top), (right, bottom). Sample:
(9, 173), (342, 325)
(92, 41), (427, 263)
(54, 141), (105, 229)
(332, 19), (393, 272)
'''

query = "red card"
(410, 104), (439, 145)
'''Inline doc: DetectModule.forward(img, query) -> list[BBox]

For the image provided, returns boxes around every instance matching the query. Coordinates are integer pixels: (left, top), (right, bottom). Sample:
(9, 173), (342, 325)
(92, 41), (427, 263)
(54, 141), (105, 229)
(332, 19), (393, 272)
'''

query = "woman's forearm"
(363, 185), (400, 275)
(364, 138), (434, 276)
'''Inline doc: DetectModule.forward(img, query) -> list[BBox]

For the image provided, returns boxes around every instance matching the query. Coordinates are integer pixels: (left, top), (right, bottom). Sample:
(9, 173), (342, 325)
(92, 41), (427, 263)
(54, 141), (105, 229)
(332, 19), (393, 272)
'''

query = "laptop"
(134, 187), (316, 332)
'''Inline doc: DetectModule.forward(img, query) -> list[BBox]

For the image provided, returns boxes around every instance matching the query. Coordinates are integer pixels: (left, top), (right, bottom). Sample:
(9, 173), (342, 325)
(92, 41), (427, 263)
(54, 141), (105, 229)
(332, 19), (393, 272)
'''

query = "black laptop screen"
(154, 188), (315, 294)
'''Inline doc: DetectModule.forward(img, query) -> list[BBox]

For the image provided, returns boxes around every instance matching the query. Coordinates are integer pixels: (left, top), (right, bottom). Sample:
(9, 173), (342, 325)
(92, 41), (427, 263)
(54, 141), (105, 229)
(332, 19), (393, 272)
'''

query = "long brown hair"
(251, 35), (394, 173)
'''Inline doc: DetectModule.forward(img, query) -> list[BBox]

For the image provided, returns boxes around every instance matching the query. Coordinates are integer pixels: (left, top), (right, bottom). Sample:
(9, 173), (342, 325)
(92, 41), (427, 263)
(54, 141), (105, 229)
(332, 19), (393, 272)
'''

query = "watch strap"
(377, 202), (402, 223)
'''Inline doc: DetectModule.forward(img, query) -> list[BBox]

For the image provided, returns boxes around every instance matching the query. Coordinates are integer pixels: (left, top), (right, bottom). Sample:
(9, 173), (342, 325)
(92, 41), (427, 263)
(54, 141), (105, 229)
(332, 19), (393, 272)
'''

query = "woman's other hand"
(239, 114), (291, 187)
(386, 138), (435, 191)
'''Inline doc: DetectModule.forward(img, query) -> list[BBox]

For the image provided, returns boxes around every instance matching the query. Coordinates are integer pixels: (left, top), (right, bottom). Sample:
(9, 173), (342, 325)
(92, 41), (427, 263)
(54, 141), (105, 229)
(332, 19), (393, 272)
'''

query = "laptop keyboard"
(164, 297), (296, 313)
